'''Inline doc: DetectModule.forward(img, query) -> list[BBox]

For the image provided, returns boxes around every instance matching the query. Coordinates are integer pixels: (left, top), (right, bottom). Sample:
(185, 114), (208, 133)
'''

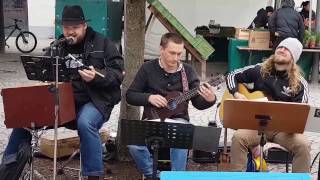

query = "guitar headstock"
(208, 74), (225, 87)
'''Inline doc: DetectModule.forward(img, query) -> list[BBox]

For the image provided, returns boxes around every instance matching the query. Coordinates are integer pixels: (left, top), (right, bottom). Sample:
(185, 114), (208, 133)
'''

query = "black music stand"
(121, 119), (194, 180)
(20, 54), (71, 179)
(223, 99), (310, 172)
(21, 55), (69, 82)
(121, 119), (221, 180)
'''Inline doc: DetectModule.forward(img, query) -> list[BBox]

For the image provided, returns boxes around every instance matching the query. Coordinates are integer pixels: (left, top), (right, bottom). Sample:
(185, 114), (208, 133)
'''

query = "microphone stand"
(50, 43), (62, 180)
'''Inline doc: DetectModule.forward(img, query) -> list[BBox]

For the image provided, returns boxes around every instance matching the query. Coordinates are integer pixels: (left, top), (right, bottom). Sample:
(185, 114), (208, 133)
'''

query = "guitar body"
(144, 91), (188, 120)
(219, 84), (266, 122)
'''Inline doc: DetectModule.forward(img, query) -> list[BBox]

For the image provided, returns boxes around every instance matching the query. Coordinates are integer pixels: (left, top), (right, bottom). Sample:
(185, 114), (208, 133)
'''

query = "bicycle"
(4, 19), (37, 53)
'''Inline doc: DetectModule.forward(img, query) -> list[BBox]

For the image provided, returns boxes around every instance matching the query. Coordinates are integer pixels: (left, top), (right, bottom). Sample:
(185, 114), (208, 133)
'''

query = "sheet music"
(251, 97), (269, 102)
(147, 118), (189, 124)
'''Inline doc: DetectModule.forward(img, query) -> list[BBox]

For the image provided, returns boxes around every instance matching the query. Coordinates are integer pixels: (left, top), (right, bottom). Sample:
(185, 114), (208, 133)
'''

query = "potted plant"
(303, 36), (310, 48)
(316, 33), (320, 48)
(309, 35), (316, 48)
(303, 30), (312, 48)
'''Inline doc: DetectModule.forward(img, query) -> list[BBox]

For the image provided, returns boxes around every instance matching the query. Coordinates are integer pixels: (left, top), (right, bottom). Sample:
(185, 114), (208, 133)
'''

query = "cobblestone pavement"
(0, 41), (320, 179)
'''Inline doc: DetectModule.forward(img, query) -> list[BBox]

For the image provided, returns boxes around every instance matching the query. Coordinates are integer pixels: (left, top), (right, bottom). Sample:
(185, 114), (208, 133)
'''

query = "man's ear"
(84, 23), (88, 30)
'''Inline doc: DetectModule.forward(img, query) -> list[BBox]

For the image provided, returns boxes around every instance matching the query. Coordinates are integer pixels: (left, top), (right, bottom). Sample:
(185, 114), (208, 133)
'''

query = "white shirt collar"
(158, 58), (183, 72)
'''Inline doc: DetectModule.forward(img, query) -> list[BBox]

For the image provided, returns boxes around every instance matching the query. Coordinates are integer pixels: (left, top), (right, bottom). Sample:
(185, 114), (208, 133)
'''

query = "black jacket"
(45, 27), (124, 121)
(126, 59), (215, 120)
(269, 7), (305, 42)
(248, 8), (269, 29)
(226, 64), (308, 103)
(300, 9), (316, 21)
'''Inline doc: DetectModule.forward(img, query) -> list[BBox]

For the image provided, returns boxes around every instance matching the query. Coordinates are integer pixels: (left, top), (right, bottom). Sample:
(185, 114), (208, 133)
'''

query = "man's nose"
(174, 54), (180, 61)
(66, 30), (75, 36)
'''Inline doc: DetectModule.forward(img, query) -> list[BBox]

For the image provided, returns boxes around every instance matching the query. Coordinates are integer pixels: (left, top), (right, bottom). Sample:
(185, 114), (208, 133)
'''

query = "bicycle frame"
(4, 23), (22, 42)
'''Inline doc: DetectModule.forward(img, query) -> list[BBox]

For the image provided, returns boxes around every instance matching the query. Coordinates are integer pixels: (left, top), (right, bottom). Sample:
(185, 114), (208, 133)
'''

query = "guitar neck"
(174, 76), (223, 105)
(175, 87), (200, 104)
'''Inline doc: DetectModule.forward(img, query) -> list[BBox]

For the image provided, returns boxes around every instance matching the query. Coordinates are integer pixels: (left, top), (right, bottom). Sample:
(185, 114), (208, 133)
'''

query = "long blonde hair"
(260, 55), (303, 94)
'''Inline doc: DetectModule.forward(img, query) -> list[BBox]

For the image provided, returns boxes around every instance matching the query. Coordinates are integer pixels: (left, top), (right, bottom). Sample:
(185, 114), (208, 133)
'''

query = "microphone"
(51, 37), (74, 47)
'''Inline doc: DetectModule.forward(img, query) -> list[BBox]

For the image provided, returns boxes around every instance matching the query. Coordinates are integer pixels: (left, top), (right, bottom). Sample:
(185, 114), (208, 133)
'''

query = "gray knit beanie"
(277, 38), (303, 63)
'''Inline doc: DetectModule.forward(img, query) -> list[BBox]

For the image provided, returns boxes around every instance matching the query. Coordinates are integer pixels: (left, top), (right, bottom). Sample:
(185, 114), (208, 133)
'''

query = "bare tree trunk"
(117, 0), (145, 161)
(0, 0), (5, 53)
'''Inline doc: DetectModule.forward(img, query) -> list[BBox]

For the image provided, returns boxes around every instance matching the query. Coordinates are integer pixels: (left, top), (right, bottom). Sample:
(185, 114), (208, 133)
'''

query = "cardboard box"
(249, 30), (270, 49)
(39, 128), (109, 158)
(235, 28), (250, 40)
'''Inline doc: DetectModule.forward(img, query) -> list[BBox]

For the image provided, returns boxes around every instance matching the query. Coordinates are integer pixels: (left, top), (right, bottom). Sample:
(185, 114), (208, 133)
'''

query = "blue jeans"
(127, 118), (189, 176)
(128, 146), (188, 176)
(2, 102), (106, 177)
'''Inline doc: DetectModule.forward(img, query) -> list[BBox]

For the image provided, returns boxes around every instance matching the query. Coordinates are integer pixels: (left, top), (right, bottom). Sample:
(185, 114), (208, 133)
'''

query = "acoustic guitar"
(219, 83), (267, 122)
(144, 75), (225, 121)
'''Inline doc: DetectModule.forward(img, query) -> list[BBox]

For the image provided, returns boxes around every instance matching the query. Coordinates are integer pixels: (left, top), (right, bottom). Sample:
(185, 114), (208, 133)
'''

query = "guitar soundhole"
(167, 99), (177, 110)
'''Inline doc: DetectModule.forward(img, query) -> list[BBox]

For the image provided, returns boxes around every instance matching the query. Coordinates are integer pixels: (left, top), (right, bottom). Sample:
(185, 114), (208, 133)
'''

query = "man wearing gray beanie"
(226, 37), (310, 172)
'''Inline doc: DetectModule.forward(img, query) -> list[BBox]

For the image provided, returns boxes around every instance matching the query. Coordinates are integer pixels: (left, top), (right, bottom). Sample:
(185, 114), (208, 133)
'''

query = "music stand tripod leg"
(24, 125), (47, 180)
(25, 127), (36, 180)
(316, 157), (320, 180)
(258, 131), (267, 172)
(256, 116), (270, 172)
(49, 44), (63, 180)
(147, 137), (164, 180)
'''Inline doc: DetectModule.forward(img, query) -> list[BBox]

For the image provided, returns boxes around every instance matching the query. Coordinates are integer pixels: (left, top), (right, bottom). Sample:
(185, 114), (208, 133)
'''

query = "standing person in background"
(269, 0), (305, 49)
(300, 1), (316, 30)
(248, 6), (274, 29)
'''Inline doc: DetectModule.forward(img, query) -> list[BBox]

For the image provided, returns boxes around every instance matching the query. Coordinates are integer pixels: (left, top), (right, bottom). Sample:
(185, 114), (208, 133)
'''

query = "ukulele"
(144, 75), (225, 121)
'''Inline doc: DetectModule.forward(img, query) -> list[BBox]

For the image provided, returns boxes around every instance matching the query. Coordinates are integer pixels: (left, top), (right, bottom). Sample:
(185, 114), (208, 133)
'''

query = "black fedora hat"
(61, 5), (90, 25)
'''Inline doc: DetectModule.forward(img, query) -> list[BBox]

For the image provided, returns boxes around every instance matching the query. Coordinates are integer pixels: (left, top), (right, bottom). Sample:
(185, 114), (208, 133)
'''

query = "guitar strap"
(180, 65), (189, 92)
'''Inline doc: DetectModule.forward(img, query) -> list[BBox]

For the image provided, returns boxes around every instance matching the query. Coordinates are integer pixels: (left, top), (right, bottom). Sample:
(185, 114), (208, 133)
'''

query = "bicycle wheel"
(16, 31), (37, 53)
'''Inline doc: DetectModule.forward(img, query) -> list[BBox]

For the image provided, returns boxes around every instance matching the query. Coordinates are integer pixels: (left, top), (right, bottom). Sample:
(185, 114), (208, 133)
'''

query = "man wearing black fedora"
(0, 5), (124, 179)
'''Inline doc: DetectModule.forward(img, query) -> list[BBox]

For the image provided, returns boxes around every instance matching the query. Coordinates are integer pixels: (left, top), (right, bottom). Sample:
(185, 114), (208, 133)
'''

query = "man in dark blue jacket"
(269, 0), (305, 48)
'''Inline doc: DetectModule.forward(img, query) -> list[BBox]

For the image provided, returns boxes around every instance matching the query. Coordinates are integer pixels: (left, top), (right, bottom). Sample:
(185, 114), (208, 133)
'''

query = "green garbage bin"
(228, 38), (249, 71)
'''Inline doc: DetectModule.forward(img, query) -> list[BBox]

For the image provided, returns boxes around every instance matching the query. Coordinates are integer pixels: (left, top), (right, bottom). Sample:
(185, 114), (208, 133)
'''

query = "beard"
(273, 57), (291, 71)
